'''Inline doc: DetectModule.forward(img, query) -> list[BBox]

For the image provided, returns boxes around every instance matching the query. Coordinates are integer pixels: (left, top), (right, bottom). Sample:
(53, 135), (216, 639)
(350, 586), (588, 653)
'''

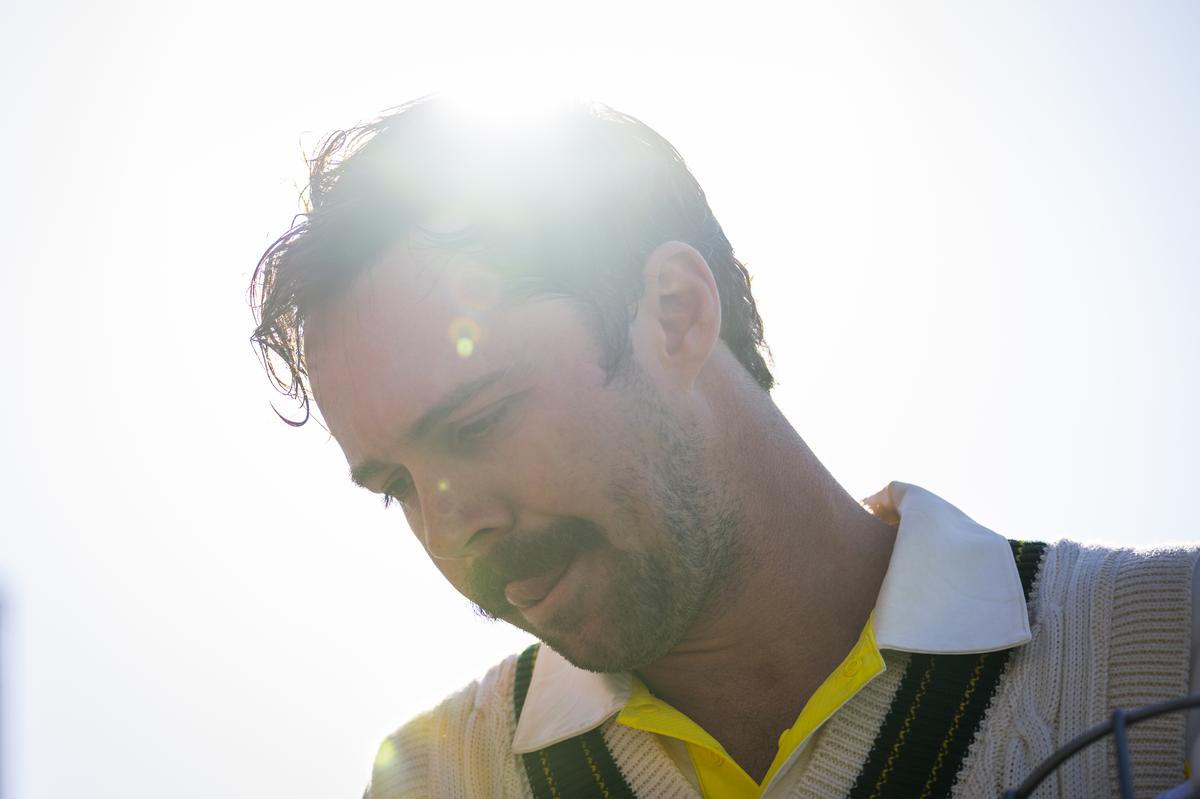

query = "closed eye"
(381, 470), (415, 510)
(452, 398), (515, 447)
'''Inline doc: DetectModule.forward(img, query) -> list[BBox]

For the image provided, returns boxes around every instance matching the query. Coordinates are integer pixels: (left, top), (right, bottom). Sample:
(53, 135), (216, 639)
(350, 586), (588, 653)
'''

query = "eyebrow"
(348, 365), (521, 489)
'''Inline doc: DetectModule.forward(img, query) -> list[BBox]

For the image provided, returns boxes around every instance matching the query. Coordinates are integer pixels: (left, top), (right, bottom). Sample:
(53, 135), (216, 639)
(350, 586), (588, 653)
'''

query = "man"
(250, 96), (1198, 797)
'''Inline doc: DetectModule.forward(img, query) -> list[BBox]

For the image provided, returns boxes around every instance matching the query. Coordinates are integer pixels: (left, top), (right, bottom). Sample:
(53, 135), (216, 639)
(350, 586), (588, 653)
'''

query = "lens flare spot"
(448, 317), (482, 358)
(374, 739), (397, 769)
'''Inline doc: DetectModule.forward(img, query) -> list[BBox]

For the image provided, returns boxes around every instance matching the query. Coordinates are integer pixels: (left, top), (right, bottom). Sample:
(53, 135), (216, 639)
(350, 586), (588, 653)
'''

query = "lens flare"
(374, 739), (397, 769)
(448, 317), (481, 359)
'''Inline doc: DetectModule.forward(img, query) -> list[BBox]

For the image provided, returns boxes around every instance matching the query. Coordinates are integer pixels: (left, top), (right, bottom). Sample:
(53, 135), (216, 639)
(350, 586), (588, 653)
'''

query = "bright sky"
(1, 2), (1198, 798)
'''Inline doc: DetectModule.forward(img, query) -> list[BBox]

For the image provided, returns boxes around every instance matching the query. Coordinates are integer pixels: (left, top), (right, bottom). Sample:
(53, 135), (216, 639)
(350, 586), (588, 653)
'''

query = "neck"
(636, 371), (896, 773)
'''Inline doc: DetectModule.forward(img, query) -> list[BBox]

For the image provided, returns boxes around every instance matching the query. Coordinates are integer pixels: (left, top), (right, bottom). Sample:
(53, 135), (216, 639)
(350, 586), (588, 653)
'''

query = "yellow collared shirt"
(616, 615), (886, 798)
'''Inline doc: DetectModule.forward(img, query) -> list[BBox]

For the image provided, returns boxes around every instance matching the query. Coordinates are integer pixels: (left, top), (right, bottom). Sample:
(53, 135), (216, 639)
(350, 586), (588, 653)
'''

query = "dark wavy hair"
(250, 96), (773, 424)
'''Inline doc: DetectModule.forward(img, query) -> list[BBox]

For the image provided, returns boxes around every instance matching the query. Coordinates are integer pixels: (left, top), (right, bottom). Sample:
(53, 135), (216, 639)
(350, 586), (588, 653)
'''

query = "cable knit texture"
(367, 543), (1196, 798)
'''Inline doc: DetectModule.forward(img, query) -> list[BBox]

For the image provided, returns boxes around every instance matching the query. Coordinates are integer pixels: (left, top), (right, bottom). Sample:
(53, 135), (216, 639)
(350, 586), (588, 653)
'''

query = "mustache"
(468, 517), (605, 619)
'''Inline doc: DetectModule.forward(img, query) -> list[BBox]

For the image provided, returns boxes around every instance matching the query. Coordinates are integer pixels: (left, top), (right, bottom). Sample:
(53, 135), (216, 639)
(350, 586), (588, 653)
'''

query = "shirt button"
(703, 750), (724, 767)
(843, 657), (863, 678)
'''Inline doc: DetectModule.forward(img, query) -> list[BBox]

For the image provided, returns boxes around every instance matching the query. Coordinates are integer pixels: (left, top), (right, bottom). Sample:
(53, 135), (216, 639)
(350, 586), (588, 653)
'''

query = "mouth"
(504, 556), (574, 611)
(467, 517), (606, 624)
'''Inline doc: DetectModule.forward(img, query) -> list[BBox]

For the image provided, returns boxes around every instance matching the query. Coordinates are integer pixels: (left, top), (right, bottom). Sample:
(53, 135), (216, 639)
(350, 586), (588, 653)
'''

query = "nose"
(408, 470), (513, 560)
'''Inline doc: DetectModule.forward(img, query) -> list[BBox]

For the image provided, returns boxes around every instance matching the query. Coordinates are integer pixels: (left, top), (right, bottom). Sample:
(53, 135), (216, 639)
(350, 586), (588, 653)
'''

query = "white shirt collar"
(511, 648), (632, 753)
(511, 482), (1032, 753)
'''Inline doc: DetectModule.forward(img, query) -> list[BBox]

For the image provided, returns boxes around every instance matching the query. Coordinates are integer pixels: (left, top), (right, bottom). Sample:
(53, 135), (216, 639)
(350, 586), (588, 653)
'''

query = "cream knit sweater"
(368, 542), (1196, 798)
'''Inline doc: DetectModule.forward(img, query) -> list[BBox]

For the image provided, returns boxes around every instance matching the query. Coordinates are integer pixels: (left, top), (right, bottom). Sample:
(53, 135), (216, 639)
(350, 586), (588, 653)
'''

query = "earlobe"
(636, 241), (722, 387)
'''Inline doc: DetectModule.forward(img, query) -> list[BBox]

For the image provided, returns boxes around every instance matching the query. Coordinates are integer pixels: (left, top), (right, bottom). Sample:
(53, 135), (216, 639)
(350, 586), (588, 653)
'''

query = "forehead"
(303, 241), (599, 461)
(307, 239), (494, 367)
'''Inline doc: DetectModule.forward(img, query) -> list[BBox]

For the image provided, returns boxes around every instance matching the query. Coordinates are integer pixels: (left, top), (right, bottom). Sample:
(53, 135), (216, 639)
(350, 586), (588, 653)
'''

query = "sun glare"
(439, 67), (580, 129)
(6, 4), (1199, 799)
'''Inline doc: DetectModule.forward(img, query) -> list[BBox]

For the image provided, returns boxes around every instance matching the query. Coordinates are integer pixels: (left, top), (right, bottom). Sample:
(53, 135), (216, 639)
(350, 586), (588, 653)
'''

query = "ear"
(633, 241), (722, 388)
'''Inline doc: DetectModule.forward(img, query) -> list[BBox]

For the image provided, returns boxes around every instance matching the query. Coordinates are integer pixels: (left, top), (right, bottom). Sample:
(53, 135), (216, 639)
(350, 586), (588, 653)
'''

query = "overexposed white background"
(1, 2), (1197, 797)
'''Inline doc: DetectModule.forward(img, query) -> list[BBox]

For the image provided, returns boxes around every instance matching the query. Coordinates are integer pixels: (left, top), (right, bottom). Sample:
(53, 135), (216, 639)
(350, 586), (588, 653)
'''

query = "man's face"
(305, 242), (739, 672)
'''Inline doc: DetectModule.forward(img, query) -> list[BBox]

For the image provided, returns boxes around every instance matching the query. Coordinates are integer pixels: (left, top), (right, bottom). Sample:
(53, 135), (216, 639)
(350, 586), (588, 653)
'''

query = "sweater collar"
(511, 482), (1032, 754)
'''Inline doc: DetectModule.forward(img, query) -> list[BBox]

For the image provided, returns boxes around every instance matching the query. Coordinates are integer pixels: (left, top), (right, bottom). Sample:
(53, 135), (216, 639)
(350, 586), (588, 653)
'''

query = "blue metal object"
(1004, 694), (1200, 799)
(1112, 708), (1134, 798)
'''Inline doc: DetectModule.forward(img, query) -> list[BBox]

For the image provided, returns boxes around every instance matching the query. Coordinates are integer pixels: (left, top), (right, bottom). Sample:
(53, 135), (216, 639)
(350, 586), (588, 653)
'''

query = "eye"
(381, 470), (415, 510)
(454, 402), (508, 446)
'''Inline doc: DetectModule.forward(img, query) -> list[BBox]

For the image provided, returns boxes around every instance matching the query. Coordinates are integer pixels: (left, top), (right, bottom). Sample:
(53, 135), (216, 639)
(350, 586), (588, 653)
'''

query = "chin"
(537, 618), (680, 674)
(541, 635), (637, 674)
(534, 576), (699, 673)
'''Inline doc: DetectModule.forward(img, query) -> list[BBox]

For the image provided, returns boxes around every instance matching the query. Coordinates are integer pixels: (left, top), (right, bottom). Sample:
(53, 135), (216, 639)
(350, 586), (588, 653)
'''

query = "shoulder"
(955, 543), (1199, 796)
(1014, 542), (1198, 730)
(1028, 541), (1197, 659)
(1029, 540), (1197, 612)
(366, 652), (527, 799)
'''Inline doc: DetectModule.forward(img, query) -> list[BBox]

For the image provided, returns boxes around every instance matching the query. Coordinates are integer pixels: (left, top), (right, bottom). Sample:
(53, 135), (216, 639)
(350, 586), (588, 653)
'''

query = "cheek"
(509, 392), (632, 519)
(500, 432), (586, 514)
(432, 558), (470, 593)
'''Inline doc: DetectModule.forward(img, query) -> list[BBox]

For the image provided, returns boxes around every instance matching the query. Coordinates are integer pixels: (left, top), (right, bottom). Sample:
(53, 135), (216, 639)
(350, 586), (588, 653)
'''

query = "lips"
(467, 518), (605, 620)
(504, 558), (572, 609)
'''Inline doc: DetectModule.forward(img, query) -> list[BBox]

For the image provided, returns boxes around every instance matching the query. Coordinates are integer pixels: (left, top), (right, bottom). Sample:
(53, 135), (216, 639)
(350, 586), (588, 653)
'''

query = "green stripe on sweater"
(514, 644), (637, 798)
(513, 540), (1047, 798)
(846, 540), (1046, 799)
